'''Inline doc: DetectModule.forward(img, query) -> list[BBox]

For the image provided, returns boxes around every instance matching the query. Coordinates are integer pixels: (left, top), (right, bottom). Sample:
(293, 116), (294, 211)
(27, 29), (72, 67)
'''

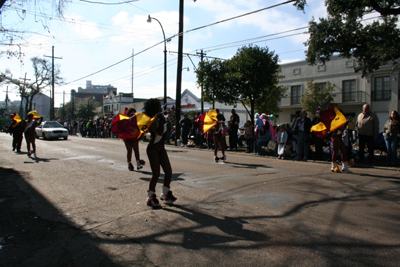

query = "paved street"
(1, 133), (400, 267)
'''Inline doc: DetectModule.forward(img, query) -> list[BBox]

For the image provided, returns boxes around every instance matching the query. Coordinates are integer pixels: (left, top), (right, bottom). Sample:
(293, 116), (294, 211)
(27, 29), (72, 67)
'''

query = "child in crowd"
(277, 124), (288, 159)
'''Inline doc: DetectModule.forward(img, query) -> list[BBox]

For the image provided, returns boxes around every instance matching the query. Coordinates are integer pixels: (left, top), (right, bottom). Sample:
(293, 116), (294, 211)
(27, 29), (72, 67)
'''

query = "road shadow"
(139, 172), (186, 183)
(0, 167), (123, 266)
(225, 162), (272, 169)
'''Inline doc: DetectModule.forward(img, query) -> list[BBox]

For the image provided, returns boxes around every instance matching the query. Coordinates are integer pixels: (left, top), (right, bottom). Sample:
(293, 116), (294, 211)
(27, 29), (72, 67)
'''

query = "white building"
(102, 91), (134, 116)
(179, 89), (250, 125)
(278, 56), (399, 130)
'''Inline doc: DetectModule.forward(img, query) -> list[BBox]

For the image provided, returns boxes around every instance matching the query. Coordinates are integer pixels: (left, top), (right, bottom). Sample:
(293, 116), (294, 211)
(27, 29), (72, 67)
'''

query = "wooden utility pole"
(175, 0), (184, 146)
(44, 46), (62, 121)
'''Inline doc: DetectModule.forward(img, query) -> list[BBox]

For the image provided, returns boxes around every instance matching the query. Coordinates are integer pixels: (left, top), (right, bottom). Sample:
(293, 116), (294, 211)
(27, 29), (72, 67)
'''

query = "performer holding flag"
(122, 108), (146, 171)
(24, 110), (43, 158)
(310, 106), (352, 173)
(8, 113), (24, 153)
(143, 98), (176, 207)
(198, 109), (226, 163)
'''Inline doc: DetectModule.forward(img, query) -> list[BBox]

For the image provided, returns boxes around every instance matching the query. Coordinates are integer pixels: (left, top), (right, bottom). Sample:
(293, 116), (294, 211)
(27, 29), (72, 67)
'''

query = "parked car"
(36, 121), (69, 140)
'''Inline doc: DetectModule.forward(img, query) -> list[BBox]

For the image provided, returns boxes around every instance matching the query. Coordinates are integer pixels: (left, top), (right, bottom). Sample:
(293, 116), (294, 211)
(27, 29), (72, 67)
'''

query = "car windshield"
(43, 122), (63, 128)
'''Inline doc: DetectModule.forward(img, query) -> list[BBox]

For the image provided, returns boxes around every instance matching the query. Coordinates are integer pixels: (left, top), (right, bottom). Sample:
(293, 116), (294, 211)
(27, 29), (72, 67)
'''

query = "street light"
(147, 14), (168, 110)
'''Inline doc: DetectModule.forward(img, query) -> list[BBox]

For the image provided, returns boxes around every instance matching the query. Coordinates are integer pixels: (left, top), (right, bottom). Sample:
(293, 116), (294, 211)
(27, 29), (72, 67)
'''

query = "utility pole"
(19, 73), (31, 118)
(62, 91), (65, 121)
(71, 90), (75, 120)
(175, 0), (184, 146)
(196, 49), (206, 114)
(2, 86), (9, 116)
(131, 49), (134, 97)
(44, 46), (62, 121)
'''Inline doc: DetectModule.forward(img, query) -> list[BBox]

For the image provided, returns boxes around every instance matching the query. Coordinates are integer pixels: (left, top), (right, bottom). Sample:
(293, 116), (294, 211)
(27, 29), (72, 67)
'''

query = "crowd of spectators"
(57, 104), (399, 167)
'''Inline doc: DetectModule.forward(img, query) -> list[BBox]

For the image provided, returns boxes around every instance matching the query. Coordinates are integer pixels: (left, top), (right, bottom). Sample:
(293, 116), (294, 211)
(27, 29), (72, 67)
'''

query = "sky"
(0, 0), (327, 108)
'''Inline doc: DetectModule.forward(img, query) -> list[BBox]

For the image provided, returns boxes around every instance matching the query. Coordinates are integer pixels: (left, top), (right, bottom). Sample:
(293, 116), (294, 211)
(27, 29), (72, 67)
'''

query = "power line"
(78, 0), (139, 5)
(183, 0), (297, 36)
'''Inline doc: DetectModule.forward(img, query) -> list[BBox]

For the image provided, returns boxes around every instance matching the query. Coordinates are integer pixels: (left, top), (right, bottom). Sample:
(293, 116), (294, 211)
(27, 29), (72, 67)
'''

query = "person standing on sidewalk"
(294, 110), (312, 160)
(383, 110), (400, 166)
(179, 113), (192, 147)
(355, 104), (379, 165)
(144, 98), (176, 207)
(228, 109), (240, 151)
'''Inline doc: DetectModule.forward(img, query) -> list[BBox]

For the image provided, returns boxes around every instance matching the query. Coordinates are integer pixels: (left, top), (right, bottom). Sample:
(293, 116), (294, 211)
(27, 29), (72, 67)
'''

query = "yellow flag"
(330, 107), (347, 132)
(136, 113), (157, 138)
(200, 110), (218, 133)
(10, 113), (22, 127)
(27, 110), (41, 119)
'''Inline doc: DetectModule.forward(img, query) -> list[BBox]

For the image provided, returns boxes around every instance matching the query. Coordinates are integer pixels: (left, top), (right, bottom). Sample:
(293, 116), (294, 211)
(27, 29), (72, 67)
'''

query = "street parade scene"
(1, 0), (400, 266)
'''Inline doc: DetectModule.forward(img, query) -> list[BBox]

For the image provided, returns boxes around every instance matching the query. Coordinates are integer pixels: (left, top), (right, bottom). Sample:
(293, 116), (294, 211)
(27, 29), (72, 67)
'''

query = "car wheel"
(43, 133), (47, 140)
(64, 136), (68, 140)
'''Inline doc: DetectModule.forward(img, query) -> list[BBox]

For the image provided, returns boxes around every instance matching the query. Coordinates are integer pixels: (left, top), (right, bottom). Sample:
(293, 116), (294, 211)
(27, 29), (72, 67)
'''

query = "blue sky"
(0, 0), (326, 108)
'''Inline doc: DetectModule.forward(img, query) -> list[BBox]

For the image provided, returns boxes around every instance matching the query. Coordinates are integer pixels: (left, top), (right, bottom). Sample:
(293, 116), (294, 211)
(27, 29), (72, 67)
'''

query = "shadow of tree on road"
(0, 167), (124, 267)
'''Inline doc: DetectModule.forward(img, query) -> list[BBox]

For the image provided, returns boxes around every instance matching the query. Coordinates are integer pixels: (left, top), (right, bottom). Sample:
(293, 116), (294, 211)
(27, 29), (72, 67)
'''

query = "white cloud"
(64, 14), (103, 39)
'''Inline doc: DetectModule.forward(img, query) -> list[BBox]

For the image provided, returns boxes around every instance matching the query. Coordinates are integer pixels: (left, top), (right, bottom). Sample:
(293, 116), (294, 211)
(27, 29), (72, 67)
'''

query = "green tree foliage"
(300, 78), (336, 116)
(55, 97), (100, 120)
(196, 45), (283, 124)
(294, 0), (400, 76)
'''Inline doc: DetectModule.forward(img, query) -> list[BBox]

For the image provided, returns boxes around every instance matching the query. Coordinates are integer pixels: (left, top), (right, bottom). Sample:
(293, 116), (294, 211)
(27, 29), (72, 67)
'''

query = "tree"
(1, 0), (69, 60)
(196, 45), (283, 128)
(55, 97), (100, 120)
(3, 57), (63, 118)
(294, 0), (400, 76)
(300, 78), (336, 116)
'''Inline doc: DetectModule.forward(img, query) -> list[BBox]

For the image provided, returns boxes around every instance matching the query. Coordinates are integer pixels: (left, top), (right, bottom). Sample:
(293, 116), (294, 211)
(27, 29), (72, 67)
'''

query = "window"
(317, 83), (327, 92)
(291, 85), (301, 105)
(374, 76), (391, 101)
(343, 80), (356, 102)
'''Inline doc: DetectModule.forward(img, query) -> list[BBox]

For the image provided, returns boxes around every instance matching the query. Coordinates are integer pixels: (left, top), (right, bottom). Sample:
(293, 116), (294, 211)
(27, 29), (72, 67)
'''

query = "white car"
(36, 121), (69, 140)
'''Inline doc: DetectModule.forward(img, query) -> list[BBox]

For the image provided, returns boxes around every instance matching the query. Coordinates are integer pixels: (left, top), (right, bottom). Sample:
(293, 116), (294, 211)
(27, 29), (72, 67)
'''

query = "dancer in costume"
(123, 108), (146, 171)
(144, 99), (176, 207)
(24, 112), (43, 158)
(213, 109), (226, 163)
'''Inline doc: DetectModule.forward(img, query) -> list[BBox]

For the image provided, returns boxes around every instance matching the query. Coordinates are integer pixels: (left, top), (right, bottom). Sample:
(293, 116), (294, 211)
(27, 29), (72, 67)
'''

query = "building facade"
(72, 80), (117, 103)
(102, 91), (134, 116)
(278, 56), (399, 130)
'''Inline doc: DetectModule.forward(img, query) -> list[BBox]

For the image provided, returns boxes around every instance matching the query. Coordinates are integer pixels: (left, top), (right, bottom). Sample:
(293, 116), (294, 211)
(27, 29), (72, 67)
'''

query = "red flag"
(111, 114), (141, 141)
(111, 113), (156, 141)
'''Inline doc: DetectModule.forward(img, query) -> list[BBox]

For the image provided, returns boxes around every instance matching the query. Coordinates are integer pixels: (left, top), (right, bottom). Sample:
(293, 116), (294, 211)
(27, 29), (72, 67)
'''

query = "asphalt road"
(1, 133), (400, 267)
